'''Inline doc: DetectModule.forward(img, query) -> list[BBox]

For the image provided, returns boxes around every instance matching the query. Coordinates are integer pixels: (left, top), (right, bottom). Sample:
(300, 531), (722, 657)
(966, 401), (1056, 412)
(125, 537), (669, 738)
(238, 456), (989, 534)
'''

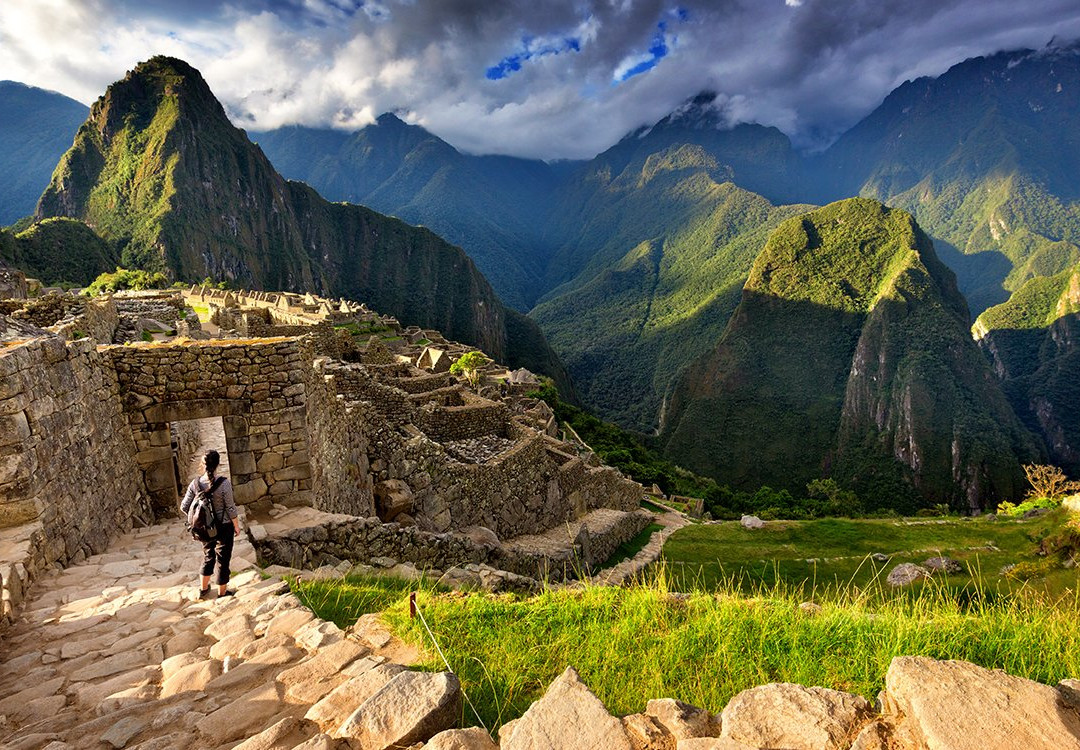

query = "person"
(180, 450), (241, 599)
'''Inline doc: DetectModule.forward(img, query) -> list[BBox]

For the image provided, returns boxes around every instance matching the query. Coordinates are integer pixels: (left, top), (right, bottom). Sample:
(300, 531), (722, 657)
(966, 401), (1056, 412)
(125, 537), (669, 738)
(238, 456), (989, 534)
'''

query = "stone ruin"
(0, 286), (651, 629)
(2, 283), (1078, 750)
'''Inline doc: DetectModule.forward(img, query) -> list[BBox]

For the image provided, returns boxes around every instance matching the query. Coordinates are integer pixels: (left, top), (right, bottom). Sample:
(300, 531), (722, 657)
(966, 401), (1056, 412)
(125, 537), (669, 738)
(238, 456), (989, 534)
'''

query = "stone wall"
(105, 338), (314, 514)
(306, 359), (376, 518)
(250, 510), (652, 582)
(0, 335), (152, 626)
(415, 392), (509, 442)
(171, 418), (202, 484)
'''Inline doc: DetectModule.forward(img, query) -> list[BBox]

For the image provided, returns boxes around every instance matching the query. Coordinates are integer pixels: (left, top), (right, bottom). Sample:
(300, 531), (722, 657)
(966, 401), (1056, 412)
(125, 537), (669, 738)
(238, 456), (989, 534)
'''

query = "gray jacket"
(181, 474), (238, 525)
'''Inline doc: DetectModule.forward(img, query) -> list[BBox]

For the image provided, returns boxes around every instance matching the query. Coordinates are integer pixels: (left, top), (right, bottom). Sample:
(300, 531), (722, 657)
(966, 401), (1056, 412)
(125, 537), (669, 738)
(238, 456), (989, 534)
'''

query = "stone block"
(144, 459), (177, 492)
(257, 453), (284, 473)
(0, 497), (43, 528)
(273, 463), (311, 482)
(0, 412), (30, 447)
(135, 446), (173, 464)
(230, 451), (256, 475)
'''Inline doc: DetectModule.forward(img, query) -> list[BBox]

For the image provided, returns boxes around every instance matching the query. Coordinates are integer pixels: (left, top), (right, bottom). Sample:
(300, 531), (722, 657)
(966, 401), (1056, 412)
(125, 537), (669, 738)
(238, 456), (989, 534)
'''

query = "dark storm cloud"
(1, 0), (1078, 159)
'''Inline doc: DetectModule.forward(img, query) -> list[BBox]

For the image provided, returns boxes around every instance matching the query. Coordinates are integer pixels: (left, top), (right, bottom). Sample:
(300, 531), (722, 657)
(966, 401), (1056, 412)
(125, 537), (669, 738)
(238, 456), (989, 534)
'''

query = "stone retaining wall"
(106, 338), (314, 514)
(415, 392), (509, 442)
(251, 509), (652, 582)
(0, 335), (152, 626)
(306, 359), (376, 518)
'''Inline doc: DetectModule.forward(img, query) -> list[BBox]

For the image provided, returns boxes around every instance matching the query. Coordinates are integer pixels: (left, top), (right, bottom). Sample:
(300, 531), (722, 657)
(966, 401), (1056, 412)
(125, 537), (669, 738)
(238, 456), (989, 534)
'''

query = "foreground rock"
(923, 556), (963, 574)
(884, 656), (1080, 749)
(500, 667), (633, 750)
(336, 670), (461, 749)
(886, 563), (931, 587)
(720, 683), (873, 750)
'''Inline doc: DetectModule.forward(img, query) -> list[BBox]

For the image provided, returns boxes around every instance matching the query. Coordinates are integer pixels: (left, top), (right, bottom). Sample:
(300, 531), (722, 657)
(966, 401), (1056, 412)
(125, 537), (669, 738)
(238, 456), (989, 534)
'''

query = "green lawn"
(289, 510), (1080, 732)
(294, 573), (1080, 732)
(661, 512), (1078, 595)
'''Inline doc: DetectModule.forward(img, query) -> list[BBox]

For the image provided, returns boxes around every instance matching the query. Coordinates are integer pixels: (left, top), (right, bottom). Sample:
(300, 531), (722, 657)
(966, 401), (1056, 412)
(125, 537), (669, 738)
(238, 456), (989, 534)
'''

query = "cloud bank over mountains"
(3, 0), (1079, 159)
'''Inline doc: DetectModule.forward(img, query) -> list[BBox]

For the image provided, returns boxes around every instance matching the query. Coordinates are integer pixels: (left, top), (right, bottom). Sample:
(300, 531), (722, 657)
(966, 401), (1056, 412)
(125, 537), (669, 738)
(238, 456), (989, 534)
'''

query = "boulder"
(739, 515), (765, 530)
(645, 699), (719, 740)
(306, 663), (406, 729)
(426, 727), (499, 750)
(923, 556), (963, 575)
(500, 667), (633, 750)
(374, 479), (414, 522)
(336, 670), (461, 749)
(622, 713), (675, 750)
(886, 563), (930, 587)
(720, 683), (873, 750)
(883, 656), (1080, 749)
(456, 526), (502, 551)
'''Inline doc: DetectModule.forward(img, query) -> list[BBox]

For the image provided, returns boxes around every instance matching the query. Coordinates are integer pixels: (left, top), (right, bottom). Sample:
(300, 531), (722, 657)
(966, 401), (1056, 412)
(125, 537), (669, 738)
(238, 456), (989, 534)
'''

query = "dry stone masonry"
(1, 284), (650, 628)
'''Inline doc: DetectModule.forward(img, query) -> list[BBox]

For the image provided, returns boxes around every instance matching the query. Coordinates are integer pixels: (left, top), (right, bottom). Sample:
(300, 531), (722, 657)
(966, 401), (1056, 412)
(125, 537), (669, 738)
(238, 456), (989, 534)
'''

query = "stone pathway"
(586, 510), (689, 586)
(180, 417), (231, 490)
(0, 519), (418, 750)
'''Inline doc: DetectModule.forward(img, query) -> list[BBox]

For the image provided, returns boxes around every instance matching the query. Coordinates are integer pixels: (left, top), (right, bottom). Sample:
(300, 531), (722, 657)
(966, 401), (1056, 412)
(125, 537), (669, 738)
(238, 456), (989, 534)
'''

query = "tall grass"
(295, 567), (1080, 731)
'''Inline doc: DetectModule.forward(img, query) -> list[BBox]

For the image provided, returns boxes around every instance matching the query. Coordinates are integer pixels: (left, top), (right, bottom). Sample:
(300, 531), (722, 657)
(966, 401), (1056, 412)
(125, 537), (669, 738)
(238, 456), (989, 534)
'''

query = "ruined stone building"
(0, 283), (650, 626)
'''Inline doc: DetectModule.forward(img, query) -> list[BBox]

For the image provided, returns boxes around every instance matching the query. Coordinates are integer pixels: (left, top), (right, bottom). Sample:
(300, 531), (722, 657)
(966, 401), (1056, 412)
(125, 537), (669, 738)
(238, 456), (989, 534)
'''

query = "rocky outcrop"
(883, 656), (1080, 749)
(499, 667), (634, 750)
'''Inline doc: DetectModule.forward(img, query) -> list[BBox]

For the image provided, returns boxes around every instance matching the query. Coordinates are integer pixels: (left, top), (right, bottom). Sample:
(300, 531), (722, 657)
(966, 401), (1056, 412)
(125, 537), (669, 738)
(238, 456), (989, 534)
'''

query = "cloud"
(1, 0), (1079, 159)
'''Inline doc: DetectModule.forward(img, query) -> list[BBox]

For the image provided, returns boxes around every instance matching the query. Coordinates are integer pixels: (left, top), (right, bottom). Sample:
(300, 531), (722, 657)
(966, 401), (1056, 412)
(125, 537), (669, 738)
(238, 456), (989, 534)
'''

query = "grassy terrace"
(293, 511), (1080, 731)
(661, 512), (1077, 594)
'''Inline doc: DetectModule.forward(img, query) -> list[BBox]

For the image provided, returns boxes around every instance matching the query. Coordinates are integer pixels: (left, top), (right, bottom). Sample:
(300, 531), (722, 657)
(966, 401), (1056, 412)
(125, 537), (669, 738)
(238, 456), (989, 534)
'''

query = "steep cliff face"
(33, 56), (568, 383)
(975, 266), (1080, 474)
(662, 199), (1037, 510)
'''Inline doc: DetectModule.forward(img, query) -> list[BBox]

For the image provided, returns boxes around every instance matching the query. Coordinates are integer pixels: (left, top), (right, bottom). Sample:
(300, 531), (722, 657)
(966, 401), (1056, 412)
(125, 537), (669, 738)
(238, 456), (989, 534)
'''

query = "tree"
(1023, 464), (1080, 501)
(449, 350), (491, 390)
(806, 478), (863, 517)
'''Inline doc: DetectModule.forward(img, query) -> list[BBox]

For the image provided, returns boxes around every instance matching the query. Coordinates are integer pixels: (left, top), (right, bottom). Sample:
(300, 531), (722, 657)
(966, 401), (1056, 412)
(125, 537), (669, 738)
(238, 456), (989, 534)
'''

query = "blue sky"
(1, 0), (1079, 159)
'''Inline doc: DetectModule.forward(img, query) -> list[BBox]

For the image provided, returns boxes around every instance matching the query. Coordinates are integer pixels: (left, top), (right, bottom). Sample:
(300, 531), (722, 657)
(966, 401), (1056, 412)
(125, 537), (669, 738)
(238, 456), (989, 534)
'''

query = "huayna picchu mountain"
(33, 56), (570, 387)
(661, 199), (1039, 511)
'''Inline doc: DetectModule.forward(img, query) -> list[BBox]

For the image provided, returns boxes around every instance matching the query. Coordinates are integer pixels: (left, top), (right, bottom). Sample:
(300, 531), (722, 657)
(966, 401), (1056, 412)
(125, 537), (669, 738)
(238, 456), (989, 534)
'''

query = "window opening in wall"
(170, 416), (231, 499)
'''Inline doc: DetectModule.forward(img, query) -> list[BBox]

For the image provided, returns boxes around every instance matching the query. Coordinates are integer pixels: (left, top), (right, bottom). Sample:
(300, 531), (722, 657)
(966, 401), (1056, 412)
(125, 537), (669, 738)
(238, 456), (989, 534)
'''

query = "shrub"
(1023, 464), (1080, 501)
(449, 350), (490, 389)
(85, 267), (169, 295)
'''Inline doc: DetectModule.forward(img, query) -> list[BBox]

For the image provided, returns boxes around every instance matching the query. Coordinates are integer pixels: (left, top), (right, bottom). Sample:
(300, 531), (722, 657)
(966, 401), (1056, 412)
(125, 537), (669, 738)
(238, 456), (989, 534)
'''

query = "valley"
(4, 47), (1080, 511)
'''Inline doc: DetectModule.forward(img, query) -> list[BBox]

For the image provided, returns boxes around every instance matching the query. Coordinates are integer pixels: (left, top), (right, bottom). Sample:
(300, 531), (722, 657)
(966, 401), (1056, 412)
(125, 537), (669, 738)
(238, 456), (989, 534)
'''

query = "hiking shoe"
(198, 587), (213, 600)
(217, 589), (236, 599)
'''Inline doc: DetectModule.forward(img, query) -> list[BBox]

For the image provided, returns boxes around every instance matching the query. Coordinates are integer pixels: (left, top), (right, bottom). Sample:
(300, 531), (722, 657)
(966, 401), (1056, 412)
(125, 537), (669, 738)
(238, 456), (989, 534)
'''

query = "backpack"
(186, 476), (225, 542)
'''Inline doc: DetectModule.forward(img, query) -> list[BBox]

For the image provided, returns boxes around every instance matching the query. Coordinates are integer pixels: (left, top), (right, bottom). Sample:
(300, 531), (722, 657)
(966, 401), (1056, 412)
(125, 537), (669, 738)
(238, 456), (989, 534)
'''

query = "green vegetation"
(449, 350), (491, 388)
(85, 267), (169, 295)
(296, 565), (1080, 732)
(291, 573), (436, 630)
(532, 156), (810, 431)
(974, 270), (1080, 477)
(660, 511), (1079, 594)
(604, 523), (663, 567)
(0, 218), (117, 285)
(660, 199), (1037, 511)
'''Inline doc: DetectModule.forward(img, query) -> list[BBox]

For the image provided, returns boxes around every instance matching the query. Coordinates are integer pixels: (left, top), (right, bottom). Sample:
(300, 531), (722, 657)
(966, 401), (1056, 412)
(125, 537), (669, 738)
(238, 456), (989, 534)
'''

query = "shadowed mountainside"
(661, 199), (1039, 511)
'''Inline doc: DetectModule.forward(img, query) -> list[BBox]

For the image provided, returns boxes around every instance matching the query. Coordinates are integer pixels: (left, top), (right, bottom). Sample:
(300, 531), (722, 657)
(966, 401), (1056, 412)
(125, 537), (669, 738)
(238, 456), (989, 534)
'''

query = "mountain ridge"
(32, 56), (573, 392)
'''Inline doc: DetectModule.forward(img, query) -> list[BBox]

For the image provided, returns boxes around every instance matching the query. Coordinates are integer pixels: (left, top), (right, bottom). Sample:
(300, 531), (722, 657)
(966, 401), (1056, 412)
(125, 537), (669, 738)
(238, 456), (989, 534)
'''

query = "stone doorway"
(171, 416), (232, 499)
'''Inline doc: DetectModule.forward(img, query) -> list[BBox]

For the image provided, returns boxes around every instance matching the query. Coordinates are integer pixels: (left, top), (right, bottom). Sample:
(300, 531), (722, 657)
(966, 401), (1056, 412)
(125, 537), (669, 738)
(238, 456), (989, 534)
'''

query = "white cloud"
(1, 0), (1078, 159)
